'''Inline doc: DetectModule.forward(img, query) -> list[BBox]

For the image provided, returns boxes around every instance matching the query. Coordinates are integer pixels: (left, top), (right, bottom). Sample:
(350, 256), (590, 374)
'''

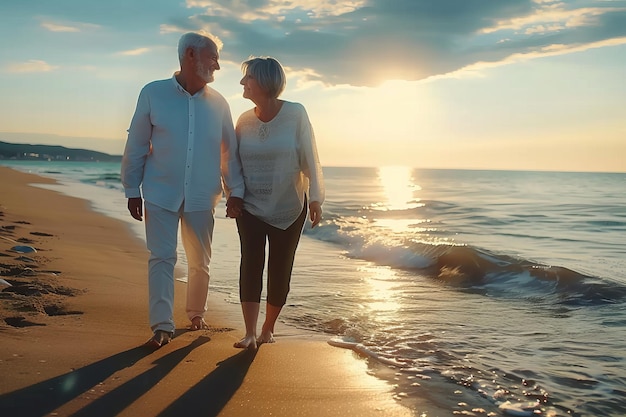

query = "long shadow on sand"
(70, 335), (212, 417)
(0, 336), (210, 417)
(157, 348), (257, 417)
(0, 345), (152, 416)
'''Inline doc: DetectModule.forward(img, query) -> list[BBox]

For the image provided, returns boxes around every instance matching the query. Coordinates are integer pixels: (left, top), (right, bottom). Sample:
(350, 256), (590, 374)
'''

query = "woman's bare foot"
(256, 331), (275, 345)
(234, 335), (257, 349)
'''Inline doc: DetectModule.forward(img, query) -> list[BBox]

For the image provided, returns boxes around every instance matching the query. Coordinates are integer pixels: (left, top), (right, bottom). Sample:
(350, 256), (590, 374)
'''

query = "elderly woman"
(229, 56), (325, 349)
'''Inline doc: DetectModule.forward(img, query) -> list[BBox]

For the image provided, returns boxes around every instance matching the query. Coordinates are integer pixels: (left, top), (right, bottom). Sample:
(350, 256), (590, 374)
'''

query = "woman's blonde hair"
(241, 56), (286, 99)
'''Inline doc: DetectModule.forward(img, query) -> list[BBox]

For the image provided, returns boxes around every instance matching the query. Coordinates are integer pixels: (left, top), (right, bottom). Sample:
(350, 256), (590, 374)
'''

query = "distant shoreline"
(0, 140), (121, 162)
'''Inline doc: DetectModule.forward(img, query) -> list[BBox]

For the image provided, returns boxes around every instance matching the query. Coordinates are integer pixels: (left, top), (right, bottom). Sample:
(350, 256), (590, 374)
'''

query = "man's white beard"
(196, 61), (214, 83)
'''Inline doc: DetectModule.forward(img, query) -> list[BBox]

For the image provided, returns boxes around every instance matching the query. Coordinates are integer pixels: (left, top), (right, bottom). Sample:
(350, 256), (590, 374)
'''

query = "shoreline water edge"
(1, 160), (625, 417)
(0, 165), (422, 417)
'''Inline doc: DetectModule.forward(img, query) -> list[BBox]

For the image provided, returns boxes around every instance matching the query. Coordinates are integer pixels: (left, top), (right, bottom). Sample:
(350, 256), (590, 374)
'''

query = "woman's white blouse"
(236, 101), (325, 230)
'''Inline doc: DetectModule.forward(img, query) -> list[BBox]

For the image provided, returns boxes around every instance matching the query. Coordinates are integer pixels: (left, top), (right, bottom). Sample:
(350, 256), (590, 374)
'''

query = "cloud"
(5, 60), (59, 73)
(183, 0), (626, 86)
(160, 24), (186, 34)
(187, 0), (366, 20)
(118, 48), (151, 56)
(40, 19), (101, 32)
(429, 36), (626, 81)
(41, 22), (80, 32)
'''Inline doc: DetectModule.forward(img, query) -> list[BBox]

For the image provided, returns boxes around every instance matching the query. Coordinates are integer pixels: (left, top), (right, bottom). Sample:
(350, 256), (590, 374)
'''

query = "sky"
(0, 0), (625, 172)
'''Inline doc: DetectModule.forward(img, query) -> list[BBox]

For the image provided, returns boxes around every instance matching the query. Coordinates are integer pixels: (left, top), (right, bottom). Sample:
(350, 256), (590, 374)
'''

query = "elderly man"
(121, 32), (244, 348)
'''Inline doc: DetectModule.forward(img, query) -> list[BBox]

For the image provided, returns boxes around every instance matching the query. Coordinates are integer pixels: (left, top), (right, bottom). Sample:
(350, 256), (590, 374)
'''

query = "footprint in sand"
(30, 232), (53, 237)
(4, 317), (45, 328)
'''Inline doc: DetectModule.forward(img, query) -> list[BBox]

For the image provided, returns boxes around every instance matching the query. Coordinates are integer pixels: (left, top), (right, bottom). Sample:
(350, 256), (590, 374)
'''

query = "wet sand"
(0, 165), (413, 417)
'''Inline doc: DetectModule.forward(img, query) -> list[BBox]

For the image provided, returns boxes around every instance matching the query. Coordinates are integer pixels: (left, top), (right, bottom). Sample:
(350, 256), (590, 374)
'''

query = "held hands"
(127, 197), (143, 221)
(226, 196), (244, 218)
(309, 201), (322, 228)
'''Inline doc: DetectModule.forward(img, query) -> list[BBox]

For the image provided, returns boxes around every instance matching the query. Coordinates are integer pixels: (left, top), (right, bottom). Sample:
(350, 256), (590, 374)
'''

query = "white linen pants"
(144, 201), (214, 333)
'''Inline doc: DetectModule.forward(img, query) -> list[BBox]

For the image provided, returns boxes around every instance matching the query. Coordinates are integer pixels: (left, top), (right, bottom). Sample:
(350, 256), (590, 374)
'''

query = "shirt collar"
(171, 72), (208, 97)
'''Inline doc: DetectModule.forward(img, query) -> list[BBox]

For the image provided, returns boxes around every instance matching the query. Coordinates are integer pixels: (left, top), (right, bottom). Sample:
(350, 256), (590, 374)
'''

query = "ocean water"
(2, 160), (625, 417)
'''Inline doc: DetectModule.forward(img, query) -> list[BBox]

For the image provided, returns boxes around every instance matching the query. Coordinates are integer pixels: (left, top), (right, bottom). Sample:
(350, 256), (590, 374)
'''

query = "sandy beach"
(0, 166), (413, 417)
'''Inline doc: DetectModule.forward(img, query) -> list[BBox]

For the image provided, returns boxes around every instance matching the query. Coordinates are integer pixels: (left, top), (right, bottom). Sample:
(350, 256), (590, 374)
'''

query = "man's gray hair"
(178, 32), (222, 63)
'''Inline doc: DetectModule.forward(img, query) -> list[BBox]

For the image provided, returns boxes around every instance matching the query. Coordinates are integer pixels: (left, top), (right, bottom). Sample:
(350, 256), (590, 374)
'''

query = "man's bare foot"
(234, 335), (257, 349)
(144, 330), (173, 350)
(256, 331), (275, 345)
(189, 316), (209, 331)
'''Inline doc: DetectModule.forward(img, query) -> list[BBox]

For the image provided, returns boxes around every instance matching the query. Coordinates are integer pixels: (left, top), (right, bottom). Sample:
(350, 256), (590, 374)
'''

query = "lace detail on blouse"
(236, 101), (324, 230)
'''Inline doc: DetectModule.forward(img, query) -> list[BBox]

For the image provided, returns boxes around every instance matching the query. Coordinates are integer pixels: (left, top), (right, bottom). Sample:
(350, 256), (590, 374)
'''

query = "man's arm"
(220, 101), (245, 201)
(121, 86), (153, 220)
